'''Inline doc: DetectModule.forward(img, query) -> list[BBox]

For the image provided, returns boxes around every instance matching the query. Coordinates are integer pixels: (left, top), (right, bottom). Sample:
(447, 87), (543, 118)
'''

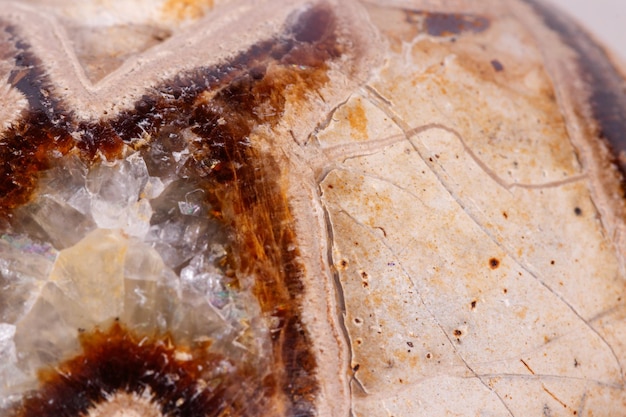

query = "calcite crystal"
(0, 0), (624, 416)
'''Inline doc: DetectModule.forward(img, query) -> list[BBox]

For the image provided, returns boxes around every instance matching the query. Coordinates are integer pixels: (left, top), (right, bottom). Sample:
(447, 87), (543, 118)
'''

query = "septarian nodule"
(0, 0), (625, 416)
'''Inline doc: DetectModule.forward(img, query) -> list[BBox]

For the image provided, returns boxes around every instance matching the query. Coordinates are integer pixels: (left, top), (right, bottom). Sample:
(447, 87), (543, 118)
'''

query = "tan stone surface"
(0, 0), (624, 416)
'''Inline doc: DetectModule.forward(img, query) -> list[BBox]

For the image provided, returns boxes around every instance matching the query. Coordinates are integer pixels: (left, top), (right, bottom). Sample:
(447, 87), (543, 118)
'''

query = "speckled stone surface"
(0, 1), (624, 416)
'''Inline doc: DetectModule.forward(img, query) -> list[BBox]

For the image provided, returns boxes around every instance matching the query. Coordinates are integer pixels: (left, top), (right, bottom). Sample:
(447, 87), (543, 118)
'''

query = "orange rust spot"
(347, 99), (368, 140)
(489, 257), (500, 269)
(515, 306), (528, 320)
(161, 0), (214, 22)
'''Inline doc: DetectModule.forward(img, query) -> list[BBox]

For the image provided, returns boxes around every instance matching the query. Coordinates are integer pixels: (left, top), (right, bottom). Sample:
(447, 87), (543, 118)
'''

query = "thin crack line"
(329, 203), (516, 416)
(322, 116), (587, 191)
(410, 125), (626, 386)
(362, 83), (625, 402)
(406, 123), (588, 190)
(476, 373), (622, 388)
(318, 197), (368, 405)
(326, 167), (428, 206)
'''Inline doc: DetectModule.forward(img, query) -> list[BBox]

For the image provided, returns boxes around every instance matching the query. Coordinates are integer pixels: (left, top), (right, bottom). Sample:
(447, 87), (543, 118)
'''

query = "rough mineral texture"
(0, 0), (624, 416)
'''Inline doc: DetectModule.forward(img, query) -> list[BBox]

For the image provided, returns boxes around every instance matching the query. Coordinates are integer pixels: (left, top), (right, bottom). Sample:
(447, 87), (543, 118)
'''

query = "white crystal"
(177, 200), (201, 216)
(66, 186), (94, 216)
(26, 195), (97, 249)
(180, 253), (231, 309)
(124, 238), (164, 281)
(87, 153), (153, 238)
(121, 278), (161, 333)
(49, 228), (127, 323)
(0, 323), (17, 366)
(14, 282), (88, 376)
(125, 198), (153, 239)
(147, 216), (213, 268)
(0, 235), (56, 323)
(172, 148), (189, 163)
(0, 323), (27, 404)
(37, 155), (90, 213)
(142, 176), (165, 200)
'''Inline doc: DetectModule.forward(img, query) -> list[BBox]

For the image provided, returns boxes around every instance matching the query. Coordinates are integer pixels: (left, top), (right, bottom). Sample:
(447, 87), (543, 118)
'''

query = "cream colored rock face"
(320, 3), (626, 414)
(0, 0), (624, 416)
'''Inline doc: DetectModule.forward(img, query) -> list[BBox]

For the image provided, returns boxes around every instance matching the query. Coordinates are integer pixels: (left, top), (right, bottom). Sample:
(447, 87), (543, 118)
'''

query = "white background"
(548, 0), (626, 62)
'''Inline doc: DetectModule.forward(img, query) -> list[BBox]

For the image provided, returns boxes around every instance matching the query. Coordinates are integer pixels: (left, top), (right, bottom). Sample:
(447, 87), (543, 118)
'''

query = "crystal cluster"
(0, 148), (266, 410)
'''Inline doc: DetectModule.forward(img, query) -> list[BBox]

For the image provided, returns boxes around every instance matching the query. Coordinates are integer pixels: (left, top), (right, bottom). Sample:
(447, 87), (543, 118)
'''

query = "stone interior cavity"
(0, 148), (264, 407)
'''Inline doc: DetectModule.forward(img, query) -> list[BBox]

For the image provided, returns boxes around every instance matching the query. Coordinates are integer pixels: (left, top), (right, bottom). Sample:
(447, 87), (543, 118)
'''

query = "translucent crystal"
(143, 176), (166, 200)
(124, 238), (165, 281)
(0, 324), (17, 375)
(23, 195), (96, 249)
(87, 153), (155, 238)
(0, 235), (56, 323)
(0, 323), (26, 407)
(140, 129), (189, 181)
(1, 94), (264, 416)
(121, 278), (161, 333)
(37, 155), (91, 215)
(180, 249), (231, 310)
(49, 229), (127, 323)
(147, 179), (221, 268)
(13, 283), (89, 376)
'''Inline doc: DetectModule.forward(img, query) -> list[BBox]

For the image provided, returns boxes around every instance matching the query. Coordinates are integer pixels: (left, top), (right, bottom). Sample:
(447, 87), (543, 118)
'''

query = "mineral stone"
(0, 0), (624, 416)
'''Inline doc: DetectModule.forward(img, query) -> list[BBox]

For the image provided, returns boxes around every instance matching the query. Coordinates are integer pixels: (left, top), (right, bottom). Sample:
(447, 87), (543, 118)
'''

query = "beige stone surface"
(0, 0), (624, 416)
